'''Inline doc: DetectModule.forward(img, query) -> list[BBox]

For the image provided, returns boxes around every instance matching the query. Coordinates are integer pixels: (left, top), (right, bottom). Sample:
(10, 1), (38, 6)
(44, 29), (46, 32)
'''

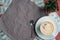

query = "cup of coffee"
(35, 15), (58, 40)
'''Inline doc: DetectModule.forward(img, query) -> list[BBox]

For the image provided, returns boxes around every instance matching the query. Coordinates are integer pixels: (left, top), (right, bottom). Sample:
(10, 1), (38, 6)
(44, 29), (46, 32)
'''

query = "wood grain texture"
(0, 0), (46, 40)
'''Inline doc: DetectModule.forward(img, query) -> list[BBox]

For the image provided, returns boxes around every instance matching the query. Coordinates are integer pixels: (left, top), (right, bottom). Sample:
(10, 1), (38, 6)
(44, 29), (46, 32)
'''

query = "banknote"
(0, 7), (5, 14)
(0, 0), (4, 5)
(34, 36), (56, 40)
(0, 30), (12, 40)
(4, 0), (12, 13)
(0, 0), (12, 14)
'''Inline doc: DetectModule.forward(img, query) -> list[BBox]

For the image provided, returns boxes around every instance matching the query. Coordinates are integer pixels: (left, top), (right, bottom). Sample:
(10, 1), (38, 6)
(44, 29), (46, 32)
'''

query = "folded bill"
(0, 0), (12, 15)
(0, 7), (4, 14)
(0, 0), (4, 5)
(0, 30), (12, 40)
(34, 36), (56, 40)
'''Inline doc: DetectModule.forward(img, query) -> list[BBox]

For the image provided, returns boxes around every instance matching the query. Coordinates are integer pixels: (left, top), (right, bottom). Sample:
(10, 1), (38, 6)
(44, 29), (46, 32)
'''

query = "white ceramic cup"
(35, 12), (59, 40)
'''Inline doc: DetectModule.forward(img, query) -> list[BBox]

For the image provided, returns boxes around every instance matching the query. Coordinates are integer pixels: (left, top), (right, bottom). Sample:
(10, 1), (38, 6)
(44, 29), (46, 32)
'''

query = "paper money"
(0, 0), (12, 14)
(34, 36), (56, 40)
(31, 0), (45, 8)
(0, 0), (4, 5)
(0, 30), (12, 40)
(4, 0), (12, 11)
(34, 36), (43, 40)
(0, 7), (5, 14)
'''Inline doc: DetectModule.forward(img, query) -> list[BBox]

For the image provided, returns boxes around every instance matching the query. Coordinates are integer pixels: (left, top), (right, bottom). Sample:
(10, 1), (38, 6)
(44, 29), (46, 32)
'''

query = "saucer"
(35, 16), (58, 39)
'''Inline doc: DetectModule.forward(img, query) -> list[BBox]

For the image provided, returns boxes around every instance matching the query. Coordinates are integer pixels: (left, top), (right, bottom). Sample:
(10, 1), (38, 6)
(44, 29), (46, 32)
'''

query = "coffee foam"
(40, 21), (54, 35)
